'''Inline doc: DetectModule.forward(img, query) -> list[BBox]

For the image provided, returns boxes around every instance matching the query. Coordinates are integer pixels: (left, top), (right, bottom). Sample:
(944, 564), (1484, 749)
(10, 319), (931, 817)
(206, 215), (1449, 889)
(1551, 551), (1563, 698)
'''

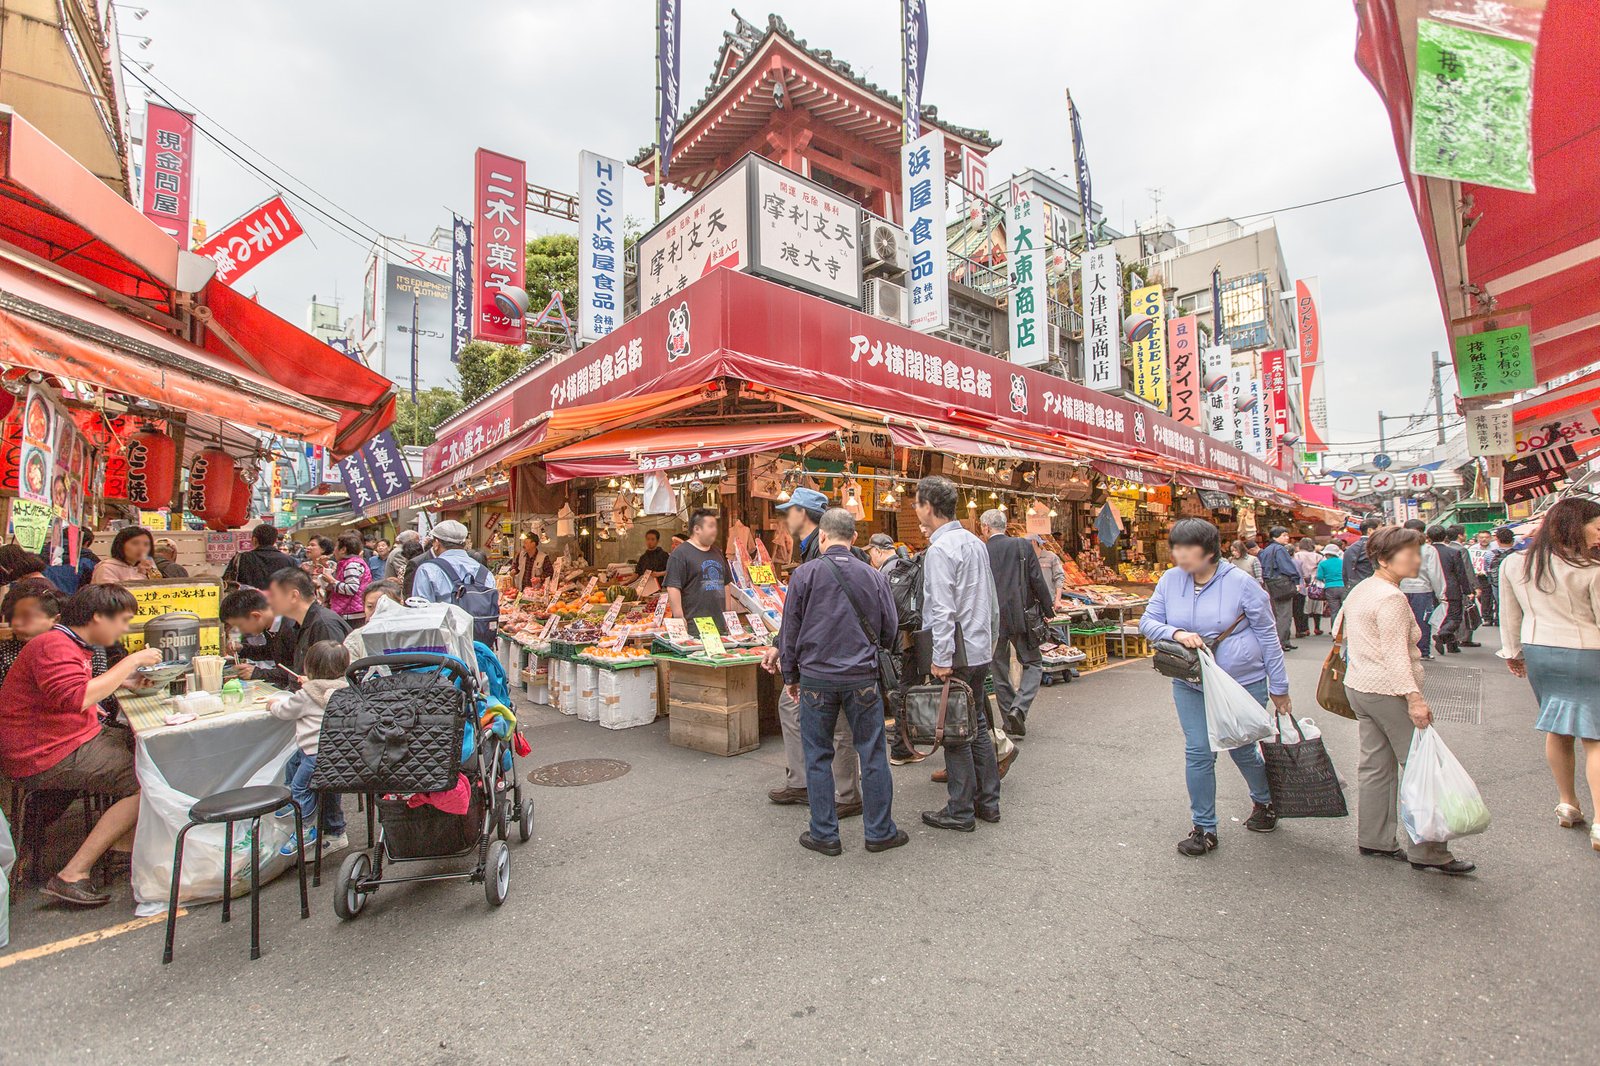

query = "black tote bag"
(1259, 715), (1349, 819)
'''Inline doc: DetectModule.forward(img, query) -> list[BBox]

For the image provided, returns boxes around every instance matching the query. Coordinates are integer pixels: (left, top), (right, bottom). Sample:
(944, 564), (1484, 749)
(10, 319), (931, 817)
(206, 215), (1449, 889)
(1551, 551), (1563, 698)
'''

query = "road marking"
(0, 909), (185, 970)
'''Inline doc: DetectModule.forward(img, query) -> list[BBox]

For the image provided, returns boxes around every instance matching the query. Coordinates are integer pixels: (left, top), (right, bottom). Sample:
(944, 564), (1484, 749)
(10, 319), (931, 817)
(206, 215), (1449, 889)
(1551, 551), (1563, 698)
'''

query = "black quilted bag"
(310, 659), (471, 794)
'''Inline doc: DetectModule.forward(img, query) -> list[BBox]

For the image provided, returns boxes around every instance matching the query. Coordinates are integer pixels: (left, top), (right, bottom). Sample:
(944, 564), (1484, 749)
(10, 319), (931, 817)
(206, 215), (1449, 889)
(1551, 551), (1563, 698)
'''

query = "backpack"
(887, 551), (926, 631)
(416, 556), (501, 645)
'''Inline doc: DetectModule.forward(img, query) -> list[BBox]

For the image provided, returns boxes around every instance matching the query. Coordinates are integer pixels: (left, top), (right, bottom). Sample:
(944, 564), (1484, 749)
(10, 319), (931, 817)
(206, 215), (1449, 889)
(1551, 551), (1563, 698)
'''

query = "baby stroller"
(308, 652), (533, 918)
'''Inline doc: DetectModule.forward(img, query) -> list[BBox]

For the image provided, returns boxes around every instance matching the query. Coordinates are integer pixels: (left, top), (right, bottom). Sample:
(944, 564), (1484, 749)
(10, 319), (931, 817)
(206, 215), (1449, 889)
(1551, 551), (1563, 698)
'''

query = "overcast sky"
(130, 0), (1452, 457)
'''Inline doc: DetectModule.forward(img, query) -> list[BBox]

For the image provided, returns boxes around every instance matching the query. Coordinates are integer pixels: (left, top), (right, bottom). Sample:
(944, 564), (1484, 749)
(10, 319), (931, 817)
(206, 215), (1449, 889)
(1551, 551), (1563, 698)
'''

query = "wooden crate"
(669, 699), (758, 756)
(661, 660), (756, 709)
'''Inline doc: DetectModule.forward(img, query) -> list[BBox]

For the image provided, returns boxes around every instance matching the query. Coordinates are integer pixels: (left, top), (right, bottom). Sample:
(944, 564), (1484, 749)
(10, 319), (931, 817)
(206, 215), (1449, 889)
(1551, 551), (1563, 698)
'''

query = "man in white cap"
(410, 520), (500, 642)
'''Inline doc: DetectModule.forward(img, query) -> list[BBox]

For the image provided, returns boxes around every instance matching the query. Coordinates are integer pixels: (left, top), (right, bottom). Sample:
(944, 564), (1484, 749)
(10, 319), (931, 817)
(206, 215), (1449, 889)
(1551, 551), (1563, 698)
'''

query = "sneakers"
(1244, 802), (1279, 833)
(319, 832), (350, 855)
(888, 748), (922, 766)
(280, 825), (317, 857)
(1176, 826), (1218, 857)
(274, 802), (296, 819)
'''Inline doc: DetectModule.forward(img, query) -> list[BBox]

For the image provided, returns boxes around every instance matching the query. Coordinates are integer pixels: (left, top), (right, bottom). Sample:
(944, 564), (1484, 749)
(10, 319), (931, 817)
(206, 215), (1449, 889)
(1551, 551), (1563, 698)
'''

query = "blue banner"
(1068, 90), (1093, 246)
(1211, 266), (1225, 342)
(450, 214), (472, 364)
(339, 430), (413, 514)
(657, 0), (681, 176)
(902, 0), (928, 139)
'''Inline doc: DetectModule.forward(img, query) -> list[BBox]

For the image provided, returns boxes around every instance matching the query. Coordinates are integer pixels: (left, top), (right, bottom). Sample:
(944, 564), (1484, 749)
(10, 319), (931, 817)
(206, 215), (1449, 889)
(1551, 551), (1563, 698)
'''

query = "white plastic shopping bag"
(1400, 726), (1491, 843)
(1197, 648), (1276, 752)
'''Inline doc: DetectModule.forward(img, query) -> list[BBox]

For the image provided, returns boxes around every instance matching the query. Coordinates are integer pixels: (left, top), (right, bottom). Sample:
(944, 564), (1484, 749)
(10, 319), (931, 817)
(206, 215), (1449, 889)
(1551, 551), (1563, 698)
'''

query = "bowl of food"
(135, 660), (193, 687)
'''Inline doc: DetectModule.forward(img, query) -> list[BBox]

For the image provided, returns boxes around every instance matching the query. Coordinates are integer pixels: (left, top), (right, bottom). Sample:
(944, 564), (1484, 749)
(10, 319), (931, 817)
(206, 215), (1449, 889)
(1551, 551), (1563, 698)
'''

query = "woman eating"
(90, 528), (160, 585)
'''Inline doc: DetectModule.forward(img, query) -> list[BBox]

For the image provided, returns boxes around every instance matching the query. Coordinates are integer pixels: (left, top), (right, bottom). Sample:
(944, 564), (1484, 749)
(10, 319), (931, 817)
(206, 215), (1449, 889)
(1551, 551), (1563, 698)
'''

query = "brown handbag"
(1317, 612), (1357, 720)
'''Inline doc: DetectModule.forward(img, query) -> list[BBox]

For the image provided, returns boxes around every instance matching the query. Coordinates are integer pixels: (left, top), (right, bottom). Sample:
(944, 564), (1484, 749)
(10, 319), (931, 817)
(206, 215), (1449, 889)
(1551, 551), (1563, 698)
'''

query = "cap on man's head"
(774, 486), (829, 515)
(429, 519), (469, 546)
(867, 533), (896, 550)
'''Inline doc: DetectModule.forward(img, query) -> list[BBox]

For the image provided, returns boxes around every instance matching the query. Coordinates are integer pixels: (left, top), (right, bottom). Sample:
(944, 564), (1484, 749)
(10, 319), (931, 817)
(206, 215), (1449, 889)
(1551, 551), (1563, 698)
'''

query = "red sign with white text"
(472, 148), (527, 344)
(1296, 278), (1328, 452)
(1166, 315), (1201, 429)
(140, 104), (196, 242)
(196, 196), (305, 286)
(1261, 348), (1289, 467)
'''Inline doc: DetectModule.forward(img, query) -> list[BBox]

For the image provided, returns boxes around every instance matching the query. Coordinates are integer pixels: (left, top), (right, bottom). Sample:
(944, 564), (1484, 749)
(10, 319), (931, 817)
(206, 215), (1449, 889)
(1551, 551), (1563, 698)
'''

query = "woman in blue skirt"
(1499, 497), (1600, 851)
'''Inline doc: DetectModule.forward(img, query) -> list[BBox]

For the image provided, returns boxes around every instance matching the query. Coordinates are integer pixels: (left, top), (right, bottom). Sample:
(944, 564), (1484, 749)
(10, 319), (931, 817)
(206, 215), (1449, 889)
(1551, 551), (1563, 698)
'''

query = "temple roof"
(632, 12), (999, 189)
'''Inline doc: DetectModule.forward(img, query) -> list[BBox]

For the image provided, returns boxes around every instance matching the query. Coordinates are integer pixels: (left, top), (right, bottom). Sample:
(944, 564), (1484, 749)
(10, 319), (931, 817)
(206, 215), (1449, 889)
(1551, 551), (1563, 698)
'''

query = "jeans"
(779, 685), (860, 802)
(990, 633), (1042, 723)
(283, 750), (345, 835)
(1171, 678), (1272, 831)
(799, 683), (898, 844)
(941, 665), (1000, 822)
(1404, 591), (1436, 656)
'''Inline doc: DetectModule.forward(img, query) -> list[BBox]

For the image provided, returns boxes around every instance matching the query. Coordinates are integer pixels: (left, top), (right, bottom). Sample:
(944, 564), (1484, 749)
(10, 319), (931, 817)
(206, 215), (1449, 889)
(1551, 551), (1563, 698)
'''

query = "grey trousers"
(1348, 688), (1454, 865)
(1271, 596), (1294, 648)
(780, 685), (860, 802)
(991, 633), (1042, 722)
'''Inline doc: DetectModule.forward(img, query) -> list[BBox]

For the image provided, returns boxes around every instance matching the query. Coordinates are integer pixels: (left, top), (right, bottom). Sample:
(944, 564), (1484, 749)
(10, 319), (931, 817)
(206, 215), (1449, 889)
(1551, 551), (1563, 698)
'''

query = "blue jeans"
(1171, 679), (1272, 831)
(283, 750), (345, 835)
(799, 682), (898, 845)
(1405, 592), (1436, 656)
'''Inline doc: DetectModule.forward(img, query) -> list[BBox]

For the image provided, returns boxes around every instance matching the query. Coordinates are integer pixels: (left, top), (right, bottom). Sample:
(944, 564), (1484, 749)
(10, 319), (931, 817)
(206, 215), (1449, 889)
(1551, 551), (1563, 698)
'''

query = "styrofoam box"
(597, 668), (658, 730)
(554, 659), (576, 716)
(574, 663), (599, 722)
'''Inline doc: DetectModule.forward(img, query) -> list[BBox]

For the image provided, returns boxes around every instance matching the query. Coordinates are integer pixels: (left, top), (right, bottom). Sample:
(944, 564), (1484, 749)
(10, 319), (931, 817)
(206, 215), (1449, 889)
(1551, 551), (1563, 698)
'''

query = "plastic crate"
(597, 667), (658, 729)
(1073, 631), (1108, 670)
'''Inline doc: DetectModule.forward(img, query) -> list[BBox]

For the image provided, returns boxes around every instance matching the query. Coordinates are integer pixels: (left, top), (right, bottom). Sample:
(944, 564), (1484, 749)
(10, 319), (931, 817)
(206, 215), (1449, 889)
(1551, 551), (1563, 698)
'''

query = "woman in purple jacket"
(1140, 518), (1292, 857)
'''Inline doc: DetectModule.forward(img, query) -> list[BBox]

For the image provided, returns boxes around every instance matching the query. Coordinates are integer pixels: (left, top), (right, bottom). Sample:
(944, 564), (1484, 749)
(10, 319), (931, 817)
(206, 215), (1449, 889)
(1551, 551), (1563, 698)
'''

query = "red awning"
(412, 423), (549, 496)
(1175, 471), (1242, 495)
(541, 422), (836, 483)
(887, 424), (1078, 466)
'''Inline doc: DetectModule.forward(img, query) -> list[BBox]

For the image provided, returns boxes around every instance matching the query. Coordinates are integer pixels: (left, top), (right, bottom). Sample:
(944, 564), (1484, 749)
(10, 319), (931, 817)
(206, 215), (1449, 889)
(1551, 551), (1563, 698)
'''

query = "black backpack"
(415, 556), (500, 645)
(887, 552), (925, 631)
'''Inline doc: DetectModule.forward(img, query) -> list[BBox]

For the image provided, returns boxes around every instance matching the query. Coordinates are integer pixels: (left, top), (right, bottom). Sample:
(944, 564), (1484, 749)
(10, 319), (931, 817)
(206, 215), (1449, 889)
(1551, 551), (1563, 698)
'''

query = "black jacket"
(225, 547), (299, 590)
(986, 534), (1054, 659)
(258, 603), (350, 688)
(1438, 542), (1475, 601)
(1342, 537), (1375, 587)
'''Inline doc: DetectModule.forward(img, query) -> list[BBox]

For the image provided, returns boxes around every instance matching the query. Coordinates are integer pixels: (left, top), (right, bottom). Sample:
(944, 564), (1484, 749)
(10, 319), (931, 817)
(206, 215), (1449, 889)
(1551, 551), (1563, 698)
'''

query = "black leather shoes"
(1003, 712), (1026, 738)
(1412, 858), (1476, 875)
(1359, 846), (1408, 861)
(768, 786), (808, 805)
(799, 832), (842, 856)
(975, 808), (1000, 824)
(865, 829), (910, 853)
(836, 800), (863, 819)
(921, 810), (976, 832)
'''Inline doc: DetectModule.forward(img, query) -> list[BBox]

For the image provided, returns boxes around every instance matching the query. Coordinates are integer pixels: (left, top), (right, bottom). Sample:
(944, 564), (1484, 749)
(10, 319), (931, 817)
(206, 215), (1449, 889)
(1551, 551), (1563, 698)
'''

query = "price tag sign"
(606, 630), (629, 651)
(664, 617), (690, 642)
(722, 612), (746, 638)
(652, 596), (669, 625)
(745, 613), (768, 638)
(581, 576), (599, 600)
(538, 615), (558, 641)
(694, 617), (726, 656)
(600, 598), (625, 633)
(748, 563), (776, 586)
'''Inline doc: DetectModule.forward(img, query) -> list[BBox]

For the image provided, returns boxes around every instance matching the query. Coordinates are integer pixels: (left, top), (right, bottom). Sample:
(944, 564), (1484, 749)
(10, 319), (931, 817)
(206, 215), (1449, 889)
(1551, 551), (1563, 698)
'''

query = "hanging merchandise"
(611, 490), (637, 533)
(188, 448), (238, 530)
(641, 472), (677, 515)
(126, 427), (177, 510)
(1095, 502), (1123, 547)
(0, 410), (21, 495)
(556, 503), (577, 538)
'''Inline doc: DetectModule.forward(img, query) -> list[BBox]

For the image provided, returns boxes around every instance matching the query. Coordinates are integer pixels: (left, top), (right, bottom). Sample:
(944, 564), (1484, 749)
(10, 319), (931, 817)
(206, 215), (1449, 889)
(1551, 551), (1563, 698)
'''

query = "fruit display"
(1116, 562), (1166, 584)
(579, 645), (653, 666)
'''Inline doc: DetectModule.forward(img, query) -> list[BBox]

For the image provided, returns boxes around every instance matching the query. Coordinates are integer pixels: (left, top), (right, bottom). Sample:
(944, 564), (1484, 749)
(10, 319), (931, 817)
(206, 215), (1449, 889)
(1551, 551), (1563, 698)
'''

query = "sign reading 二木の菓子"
(1453, 325), (1534, 397)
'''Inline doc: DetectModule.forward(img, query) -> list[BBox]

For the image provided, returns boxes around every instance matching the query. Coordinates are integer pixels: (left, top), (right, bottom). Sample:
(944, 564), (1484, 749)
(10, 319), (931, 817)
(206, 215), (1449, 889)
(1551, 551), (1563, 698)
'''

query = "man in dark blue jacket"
(1257, 527), (1301, 651)
(776, 507), (907, 857)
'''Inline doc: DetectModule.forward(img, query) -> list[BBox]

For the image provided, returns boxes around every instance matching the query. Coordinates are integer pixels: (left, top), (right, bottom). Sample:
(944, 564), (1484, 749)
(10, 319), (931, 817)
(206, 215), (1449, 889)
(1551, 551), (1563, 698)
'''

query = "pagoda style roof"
(632, 12), (999, 191)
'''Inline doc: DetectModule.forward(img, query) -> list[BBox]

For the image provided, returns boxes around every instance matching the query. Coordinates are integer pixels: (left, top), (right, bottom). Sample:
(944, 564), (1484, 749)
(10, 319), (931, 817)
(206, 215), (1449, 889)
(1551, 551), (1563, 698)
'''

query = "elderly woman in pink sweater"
(1337, 525), (1475, 876)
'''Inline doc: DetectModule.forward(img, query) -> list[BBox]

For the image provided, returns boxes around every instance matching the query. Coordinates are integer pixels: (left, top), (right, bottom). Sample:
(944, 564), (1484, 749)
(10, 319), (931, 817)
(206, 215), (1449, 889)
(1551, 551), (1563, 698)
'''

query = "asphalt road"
(3, 630), (1597, 1065)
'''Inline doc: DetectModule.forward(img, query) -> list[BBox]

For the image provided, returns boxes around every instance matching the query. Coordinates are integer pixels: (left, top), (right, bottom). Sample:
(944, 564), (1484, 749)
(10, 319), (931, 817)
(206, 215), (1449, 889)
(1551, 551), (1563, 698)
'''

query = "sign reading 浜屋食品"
(901, 130), (949, 333)
(1006, 188), (1048, 368)
(1411, 18), (1536, 193)
(140, 104), (195, 242)
(579, 151), (624, 344)
(1167, 315), (1201, 428)
(1465, 407), (1514, 457)
(1453, 325), (1533, 397)
(472, 149), (527, 344)
(1128, 285), (1167, 409)
(750, 157), (861, 307)
(1080, 246), (1119, 392)
(450, 215), (473, 363)
(637, 162), (749, 312)
(196, 197), (305, 287)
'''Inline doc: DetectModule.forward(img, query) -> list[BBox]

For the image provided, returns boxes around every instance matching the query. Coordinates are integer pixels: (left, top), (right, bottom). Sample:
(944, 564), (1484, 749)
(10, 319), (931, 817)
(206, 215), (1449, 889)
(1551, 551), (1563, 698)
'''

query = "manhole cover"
(1422, 664), (1482, 725)
(528, 758), (631, 787)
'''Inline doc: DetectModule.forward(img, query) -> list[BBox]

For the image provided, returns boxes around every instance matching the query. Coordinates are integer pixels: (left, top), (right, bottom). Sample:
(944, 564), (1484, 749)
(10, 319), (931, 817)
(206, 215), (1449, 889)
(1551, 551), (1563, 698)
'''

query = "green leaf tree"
(392, 386), (465, 447)
(456, 233), (581, 406)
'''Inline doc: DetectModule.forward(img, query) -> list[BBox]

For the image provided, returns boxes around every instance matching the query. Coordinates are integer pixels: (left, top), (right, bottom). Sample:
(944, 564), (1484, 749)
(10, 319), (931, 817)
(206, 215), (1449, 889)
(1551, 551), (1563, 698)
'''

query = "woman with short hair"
(327, 531), (373, 625)
(1340, 525), (1475, 875)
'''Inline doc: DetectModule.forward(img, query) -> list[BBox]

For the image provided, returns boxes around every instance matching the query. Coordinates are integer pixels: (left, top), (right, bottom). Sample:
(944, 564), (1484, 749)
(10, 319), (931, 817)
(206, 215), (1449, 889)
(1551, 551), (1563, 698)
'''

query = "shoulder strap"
(822, 555), (886, 649)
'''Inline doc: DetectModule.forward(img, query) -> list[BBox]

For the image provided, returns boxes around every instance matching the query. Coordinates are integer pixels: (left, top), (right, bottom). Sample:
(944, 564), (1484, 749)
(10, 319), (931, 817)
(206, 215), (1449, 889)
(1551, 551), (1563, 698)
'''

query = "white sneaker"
(319, 832), (350, 855)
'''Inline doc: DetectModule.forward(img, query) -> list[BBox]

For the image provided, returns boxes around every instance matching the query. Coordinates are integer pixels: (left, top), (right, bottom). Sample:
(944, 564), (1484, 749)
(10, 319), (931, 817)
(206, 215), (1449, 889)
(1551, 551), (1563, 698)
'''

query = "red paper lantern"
(221, 470), (253, 529)
(126, 428), (177, 509)
(0, 415), (21, 495)
(189, 448), (237, 530)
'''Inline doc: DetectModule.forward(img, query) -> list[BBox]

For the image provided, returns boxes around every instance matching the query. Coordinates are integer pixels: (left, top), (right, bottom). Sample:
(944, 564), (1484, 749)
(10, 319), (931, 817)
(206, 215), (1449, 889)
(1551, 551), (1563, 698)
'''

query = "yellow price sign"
(130, 582), (220, 622)
(694, 616), (726, 656)
(748, 564), (776, 586)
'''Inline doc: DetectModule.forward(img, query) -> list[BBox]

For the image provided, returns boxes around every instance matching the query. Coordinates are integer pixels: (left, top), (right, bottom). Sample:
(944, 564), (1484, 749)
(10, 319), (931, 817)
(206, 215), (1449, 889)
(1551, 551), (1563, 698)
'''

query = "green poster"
(1454, 325), (1534, 397)
(11, 499), (54, 553)
(1412, 19), (1535, 193)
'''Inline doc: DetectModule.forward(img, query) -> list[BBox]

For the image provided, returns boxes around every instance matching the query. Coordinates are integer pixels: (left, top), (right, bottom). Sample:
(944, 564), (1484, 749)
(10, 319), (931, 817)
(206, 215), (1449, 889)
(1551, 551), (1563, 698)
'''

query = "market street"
(2, 633), (1594, 1066)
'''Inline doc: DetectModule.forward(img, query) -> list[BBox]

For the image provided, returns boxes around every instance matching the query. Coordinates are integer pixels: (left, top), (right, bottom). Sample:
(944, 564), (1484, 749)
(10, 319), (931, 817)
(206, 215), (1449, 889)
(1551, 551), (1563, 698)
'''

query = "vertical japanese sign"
(1453, 324), (1534, 397)
(1167, 315), (1201, 428)
(657, 0), (681, 174)
(1006, 187), (1047, 367)
(1128, 285), (1167, 409)
(1466, 408), (1513, 457)
(901, 130), (948, 333)
(450, 215), (473, 363)
(1229, 365), (1267, 459)
(1261, 348), (1288, 465)
(1210, 266), (1225, 341)
(960, 146), (988, 205)
(195, 196), (305, 286)
(338, 431), (412, 515)
(1411, 18), (1537, 193)
(472, 148), (526, 344)
(1066, 90), (1093, 244)
(578, 151), (624, 344)
(140, 104), (195, 242)
(1295, 277), (1328, 452)
(901, 0), (929, 139)
(1202, 344), (1233, 441)
(1080, 246), (1119, 392)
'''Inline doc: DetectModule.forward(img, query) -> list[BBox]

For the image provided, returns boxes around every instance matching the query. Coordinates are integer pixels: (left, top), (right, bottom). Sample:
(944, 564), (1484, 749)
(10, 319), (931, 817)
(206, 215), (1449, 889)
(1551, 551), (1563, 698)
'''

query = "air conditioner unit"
(1048, 323), (1062, 356)
(865, 278), (908, 325)
(861, 216), (908, 274)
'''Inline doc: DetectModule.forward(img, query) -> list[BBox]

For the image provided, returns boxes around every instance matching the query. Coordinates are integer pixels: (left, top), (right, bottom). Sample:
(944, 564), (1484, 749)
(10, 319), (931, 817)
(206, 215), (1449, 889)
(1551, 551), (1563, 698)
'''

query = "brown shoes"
(930, 768), (948, 783)
(836, 800), (863, 819)
(929, 749), (1016, 783)
(41, 875), (111, 908)
(767, 786), (808, 805)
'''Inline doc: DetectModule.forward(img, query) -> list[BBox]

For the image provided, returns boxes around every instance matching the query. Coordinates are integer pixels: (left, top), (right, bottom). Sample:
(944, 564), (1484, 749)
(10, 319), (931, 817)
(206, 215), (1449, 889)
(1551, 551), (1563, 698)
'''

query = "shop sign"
(960, 145), (987, 203)
(751, 158), (862, 307)
(1167, 315), (1201, 428)
(638, 162), (748, 311)
(472, 148), (527, 344)
(450, 215), (472, 362)
(338, 431), (412, 514)
(129, 582), (220, 622)
(1219, 272), (1269, 351)
(901, 0), (929, 137)
(1504, 446), (1574, 504)
(1466, 407), (1514, 457)
(1128, 285), (1167, 409)
(901, 129), (949, 333)
(1201, 344), (1232, 441)
(1402, 468), (1436, 493)
(1006, 187), (1048, 367)
(578, 151), (625, 343)
(1332, 474), (1362, 499)
(1453, 324), (1534, 397)
(1080, 246), (1119, 391)
(657, 0), (682, 168)
(1261, 348), (1289, 463)
(1513, 410), (1600, 458)
(1296, 278), (1329, 451)
(139, 104), (195, 241)
(196, 196), (305, 286)
(1411, 18), (1536, 193)
(385, 237), (452, 276)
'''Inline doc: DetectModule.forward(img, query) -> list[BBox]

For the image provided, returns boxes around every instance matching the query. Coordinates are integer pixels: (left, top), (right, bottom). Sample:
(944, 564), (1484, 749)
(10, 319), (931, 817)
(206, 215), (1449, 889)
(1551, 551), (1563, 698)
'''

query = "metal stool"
(5, 784), (108, 891)
(161, 785), (309, 964)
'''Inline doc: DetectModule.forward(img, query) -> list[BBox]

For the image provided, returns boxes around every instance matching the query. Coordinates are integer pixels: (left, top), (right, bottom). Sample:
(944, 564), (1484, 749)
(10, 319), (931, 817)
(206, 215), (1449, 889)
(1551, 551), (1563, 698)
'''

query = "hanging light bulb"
(894, 482), (906, 495)
(998, 501), (1008, 512)
(621, 479), (634, 493)
(607, 477), (619, 488)
(882, 490), (897, 506)
(967, 498), (978, 509)
(777, 488), (791, 501)
(957, 459), (970, 471)
(989, 490), (998, 500)
(1048, 507), (1059, 517)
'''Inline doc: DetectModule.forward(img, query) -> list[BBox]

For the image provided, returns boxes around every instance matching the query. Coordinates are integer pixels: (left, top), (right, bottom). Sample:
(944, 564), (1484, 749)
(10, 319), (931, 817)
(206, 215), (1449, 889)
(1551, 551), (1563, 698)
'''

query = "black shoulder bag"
(821, 556), (900, 694)
(1151, 613), (1246, 684)
(1019, 546), (1052, 647)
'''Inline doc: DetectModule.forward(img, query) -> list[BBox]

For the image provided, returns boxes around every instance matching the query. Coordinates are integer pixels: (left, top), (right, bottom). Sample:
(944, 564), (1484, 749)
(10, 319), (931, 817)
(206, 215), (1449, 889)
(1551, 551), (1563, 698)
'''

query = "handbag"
(1306, 579), (1327, 601)
(1151, 614), (1246, 683)
(821, 556), (899, 695)
(900, 677), (978, 755)
(1260, 715), (1349, 818)
(1316, 611), (1356, 720)
(1019, 550), (1052, 647)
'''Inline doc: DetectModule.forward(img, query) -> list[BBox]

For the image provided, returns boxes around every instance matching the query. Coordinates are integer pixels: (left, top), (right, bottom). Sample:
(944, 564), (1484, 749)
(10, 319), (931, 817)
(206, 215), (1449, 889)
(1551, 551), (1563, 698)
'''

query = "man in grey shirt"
(915, 476), (1001, 832)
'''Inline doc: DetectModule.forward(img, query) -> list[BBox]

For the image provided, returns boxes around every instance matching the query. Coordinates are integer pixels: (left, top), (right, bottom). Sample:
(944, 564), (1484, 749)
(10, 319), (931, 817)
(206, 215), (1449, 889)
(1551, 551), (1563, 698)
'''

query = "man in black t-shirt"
(636, 529), (670, 582)
(664, 509), (733, 633)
